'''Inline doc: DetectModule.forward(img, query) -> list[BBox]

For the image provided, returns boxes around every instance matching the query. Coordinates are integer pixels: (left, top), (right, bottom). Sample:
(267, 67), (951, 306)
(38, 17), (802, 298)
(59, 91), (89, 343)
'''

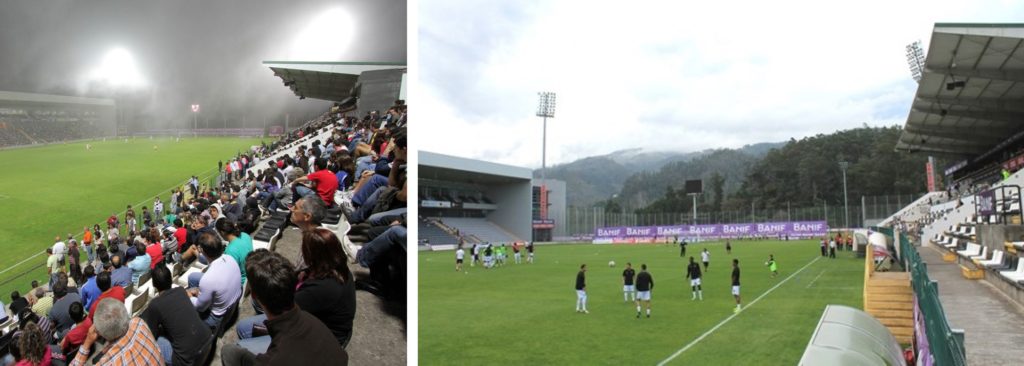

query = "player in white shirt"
(455, 247), (465, 272)
(701, 248), (711, 272)
(471, 244), (480, 267)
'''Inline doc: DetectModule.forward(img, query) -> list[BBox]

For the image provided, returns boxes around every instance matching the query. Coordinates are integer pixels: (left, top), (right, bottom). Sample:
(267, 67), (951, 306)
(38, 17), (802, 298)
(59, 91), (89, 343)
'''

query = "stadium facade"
(419, 151), (567, 243)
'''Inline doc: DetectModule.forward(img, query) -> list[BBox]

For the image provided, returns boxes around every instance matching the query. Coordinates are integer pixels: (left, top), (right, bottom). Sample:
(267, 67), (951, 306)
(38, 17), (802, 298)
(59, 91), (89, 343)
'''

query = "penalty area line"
(656, 256), (822, 366)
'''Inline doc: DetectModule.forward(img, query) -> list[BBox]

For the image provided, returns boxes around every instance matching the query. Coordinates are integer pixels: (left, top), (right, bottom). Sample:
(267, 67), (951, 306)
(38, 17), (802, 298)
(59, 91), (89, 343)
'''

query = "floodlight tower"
(906, 41), (926, 83)
(191, 104), (200, 137)
(536, 92), (556, 241)
(537, 92), (556, 183)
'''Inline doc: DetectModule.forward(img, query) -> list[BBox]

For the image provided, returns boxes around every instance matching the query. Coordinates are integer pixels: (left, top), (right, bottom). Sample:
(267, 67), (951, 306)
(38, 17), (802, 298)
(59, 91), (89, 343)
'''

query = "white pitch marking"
(805, 269), (827, 288)
(656, 256), (822, 366)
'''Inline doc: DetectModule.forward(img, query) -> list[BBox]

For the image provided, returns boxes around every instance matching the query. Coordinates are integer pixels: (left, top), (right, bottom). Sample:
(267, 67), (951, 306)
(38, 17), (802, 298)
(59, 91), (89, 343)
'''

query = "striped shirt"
(70, 318), (164, 366)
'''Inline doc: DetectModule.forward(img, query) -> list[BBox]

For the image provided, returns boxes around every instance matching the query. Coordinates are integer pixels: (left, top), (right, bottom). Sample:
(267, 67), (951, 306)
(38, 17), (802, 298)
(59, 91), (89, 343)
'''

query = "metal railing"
(875, 226), (967, 366)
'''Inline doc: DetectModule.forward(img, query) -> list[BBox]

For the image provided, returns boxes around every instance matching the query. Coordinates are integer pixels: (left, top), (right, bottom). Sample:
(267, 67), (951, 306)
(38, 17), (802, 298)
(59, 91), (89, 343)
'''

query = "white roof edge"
(265, 63), (406, 75)
(934, 24), (1024, 39)
(0, 90), (115, 107)
(420, 151), (532, 180)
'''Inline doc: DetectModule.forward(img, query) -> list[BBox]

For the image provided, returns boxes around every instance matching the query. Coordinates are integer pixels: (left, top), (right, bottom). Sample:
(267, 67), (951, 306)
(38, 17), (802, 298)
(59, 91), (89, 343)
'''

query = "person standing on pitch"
(829, 237), (837, 259)
(575, 264), (588, 313)
(471, 243), (479, 267)
(820, 237), (827, 257)
(622, 262), (636, 302)
(527, 241), (535, 263)
(635, 264), (654, 318)
(686, 256), (703, 300)
(680, 239), (686, 257)
(765, 254), (778, 278)
(701, 248), (711, 272)
(731, 259), (742, 313)
(513, 242), (522, 264)
(455, 246), (465, 272)
(725, 240), (732, 254)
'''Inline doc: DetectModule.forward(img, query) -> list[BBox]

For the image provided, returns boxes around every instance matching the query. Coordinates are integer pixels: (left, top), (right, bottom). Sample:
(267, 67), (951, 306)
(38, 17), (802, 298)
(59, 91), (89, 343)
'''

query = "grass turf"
(419, 239), (864, 365)
(0, 137), (265, 298)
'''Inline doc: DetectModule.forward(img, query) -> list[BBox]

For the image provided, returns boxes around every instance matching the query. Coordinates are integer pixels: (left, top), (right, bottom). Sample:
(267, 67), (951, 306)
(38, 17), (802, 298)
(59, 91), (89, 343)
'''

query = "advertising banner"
(593, 221), (828, 242)
(977, 189), (996, 216)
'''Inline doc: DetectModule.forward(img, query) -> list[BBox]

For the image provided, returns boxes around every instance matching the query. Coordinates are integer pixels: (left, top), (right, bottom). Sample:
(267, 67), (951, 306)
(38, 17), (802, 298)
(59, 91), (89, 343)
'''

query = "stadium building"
(0, 90), (116, 148)
(853, 23), (1024, 365)
(418, 151), (567, 245)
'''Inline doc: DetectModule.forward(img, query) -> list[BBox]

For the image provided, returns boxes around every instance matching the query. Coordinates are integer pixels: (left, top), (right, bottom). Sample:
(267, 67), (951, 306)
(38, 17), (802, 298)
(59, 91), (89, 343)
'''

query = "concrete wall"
(534, 179), (567, 237)
(357, 69), (405, 116)
(978, 225), (1024, 252)
(486, 182), (532, 241)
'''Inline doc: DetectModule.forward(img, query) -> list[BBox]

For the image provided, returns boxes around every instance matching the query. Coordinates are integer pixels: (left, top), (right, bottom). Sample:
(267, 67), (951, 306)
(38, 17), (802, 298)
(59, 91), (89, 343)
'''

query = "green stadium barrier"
(872, 226), (966, 366)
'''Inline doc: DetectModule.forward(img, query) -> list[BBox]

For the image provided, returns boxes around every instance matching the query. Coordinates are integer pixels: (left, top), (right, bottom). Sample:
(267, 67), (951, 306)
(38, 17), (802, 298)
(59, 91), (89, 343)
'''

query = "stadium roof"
(896, 23), (1024, 157)
(0, 90), (115, 107)
(263, 61), (406, 102)
(420, 151), (533, 184)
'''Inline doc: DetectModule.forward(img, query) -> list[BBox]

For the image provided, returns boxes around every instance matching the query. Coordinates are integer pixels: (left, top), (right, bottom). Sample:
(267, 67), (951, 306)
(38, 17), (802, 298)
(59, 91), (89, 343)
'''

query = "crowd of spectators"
(0, 108), (105, 147)
(1, 100), (408, 365)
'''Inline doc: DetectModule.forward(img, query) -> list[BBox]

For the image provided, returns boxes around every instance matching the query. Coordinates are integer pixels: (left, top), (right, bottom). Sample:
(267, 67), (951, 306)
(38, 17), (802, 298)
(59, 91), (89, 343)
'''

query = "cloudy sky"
(0, 0), (405, 129)
(418, 0), (1024, 168)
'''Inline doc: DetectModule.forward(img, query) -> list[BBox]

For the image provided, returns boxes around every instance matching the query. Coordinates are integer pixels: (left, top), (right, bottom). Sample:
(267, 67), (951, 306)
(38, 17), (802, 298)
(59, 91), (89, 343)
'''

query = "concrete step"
(888, 326), (914, 337)
(876, 316), (914, 328)
(867, 309), (912, 319)
(867, 286), (913, 294)
(866, 301), (913, 311)
(867, 293), (913, 302)
(867, 278), (911, 287)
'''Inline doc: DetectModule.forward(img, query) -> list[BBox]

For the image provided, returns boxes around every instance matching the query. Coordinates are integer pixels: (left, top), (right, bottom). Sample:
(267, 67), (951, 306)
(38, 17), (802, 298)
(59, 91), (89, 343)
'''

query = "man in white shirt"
(455, 246), (465, 272)
(52, 236), (67, 266)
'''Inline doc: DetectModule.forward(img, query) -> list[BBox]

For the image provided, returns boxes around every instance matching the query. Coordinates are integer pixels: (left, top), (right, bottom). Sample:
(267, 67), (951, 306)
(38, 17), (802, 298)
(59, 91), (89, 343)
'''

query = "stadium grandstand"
(876, 23), (1024, 365)
(0, 90), (115, 148)
(418, 151), (567, 248)
(0, 66), (407, 364)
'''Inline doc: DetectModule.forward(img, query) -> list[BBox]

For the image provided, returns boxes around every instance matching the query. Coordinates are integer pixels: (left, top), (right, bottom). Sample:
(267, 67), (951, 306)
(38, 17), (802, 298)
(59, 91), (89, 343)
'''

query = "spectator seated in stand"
(87, 271), (125, 321)
(186, 232), (241, 329)
(141, 264), (213, 366)
(109, 255), (132, 289)
(235, 227), (357, 353)
(220, 250), (348, 366)
(48, 278), (81, 338)
(126, 242), (151, 286)
(69, 298), (163, 366)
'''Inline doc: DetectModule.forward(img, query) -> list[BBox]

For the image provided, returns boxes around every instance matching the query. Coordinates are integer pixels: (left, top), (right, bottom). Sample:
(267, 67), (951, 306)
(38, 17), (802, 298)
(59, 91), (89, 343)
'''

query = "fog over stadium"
(418, 0), (1024, 168)
(0, 0), (406, 130)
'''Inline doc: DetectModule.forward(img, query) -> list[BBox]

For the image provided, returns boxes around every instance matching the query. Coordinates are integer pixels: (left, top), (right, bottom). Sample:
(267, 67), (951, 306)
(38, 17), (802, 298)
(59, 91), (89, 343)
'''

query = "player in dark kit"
(575, 264), (588, 313)
(686, 256), (703, 300)
(527, 241), (535, 264)
(731, 259), (742, 313)
(680, 239), (687, 257)
(725, 240), (732, 254)
(622, 263), (636, 302)
(635, 264), (654, 318)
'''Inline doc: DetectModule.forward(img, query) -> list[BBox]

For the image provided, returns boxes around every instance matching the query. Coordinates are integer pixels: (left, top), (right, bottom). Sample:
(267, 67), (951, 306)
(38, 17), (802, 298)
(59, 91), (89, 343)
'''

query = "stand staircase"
(863, 245), (914, 344)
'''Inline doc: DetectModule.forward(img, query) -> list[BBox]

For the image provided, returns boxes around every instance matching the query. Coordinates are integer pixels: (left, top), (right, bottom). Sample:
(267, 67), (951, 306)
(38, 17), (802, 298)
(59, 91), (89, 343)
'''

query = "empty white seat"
(999, 260), (1024, 281)
(957, 243), (981, 257)
(980, 250), (1004, 267)
(968, 246), (988, 261)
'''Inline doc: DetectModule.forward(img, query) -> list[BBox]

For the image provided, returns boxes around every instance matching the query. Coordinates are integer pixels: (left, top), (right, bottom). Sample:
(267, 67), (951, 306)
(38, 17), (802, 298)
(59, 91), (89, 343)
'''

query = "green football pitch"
(0, 136), (265, 298)
(419, 240), (864, 365)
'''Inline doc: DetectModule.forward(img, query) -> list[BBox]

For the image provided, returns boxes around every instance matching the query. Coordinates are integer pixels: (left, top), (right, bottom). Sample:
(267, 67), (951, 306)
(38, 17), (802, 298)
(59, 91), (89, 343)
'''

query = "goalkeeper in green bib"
(765, 254), (778, 278)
